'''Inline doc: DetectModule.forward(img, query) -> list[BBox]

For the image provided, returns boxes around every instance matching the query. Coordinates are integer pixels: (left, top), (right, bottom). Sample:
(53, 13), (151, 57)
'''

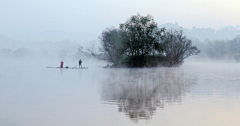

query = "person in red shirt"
(60, 61), (64, 68)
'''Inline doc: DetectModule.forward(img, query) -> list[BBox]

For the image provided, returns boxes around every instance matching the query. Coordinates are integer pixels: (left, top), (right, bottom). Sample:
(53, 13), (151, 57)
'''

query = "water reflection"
(101, 68), (197, 122)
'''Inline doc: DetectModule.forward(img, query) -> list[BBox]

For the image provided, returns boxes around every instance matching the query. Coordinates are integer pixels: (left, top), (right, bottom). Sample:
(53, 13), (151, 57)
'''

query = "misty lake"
(1, 59), (240, 126)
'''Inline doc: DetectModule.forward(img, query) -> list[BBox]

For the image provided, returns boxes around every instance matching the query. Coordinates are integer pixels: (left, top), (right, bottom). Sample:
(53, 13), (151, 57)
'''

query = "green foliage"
(100, 14), (200, 68)
(99, 27), (125, 62)
(162, 30), (200, 67)
(119, 13), (165, 57)
(112, 55), (166, 68)
(143, 54), (166, 67)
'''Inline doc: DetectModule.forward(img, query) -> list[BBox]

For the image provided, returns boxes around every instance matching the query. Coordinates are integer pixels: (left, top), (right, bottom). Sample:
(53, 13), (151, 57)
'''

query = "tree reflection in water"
(101, 68), (196, 123)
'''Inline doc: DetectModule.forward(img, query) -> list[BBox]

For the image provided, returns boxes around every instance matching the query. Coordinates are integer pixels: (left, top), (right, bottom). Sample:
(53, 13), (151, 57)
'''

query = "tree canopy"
(119, 14), (165, 58)
(163, 30), (200, 67)
(100, 14), (200, 67)
(99, 27), (125, 62)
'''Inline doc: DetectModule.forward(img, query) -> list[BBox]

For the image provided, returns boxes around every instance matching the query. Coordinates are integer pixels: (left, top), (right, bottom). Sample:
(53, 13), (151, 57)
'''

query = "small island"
(99, 14), (200, 68)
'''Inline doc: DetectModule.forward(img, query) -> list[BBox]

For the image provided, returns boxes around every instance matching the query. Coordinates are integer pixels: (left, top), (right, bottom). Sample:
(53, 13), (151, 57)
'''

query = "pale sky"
(0, 0), (239, 36)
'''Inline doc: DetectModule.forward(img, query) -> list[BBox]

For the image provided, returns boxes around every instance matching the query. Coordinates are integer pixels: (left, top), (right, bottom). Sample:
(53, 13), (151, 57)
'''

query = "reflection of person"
(79, 59), (82, 68)
(60, 61), (64, 68)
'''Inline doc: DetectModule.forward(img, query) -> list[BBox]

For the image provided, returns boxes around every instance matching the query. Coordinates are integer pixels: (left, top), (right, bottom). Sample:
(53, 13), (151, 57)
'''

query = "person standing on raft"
(60, 61), (64, 68)
(79, 59), (82, 68)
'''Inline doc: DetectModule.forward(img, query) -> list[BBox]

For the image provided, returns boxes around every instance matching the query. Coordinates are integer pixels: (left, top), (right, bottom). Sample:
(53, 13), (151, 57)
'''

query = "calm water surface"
(0, 60), (240, 126)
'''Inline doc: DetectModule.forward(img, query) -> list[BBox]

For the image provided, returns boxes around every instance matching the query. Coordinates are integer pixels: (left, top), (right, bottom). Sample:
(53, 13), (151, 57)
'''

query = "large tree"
(99, 27), (125, 63)
(99, 14), (200, 67)
(163, 29), (200, 67)
(119, 14), (165, 61)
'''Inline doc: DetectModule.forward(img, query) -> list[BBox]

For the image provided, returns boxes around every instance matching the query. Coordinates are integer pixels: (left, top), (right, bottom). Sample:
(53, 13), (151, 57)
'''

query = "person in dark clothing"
(79, 59), (82, 68)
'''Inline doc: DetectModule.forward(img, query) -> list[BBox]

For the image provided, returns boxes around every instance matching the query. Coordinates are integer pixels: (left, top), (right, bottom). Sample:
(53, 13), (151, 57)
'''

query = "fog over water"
(1, 0), (240, 125)
(1, 58), (240, 126)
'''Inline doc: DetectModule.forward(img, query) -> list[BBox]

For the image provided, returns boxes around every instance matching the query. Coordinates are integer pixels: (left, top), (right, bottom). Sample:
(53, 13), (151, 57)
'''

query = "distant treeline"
(192, 36), (240, 61)
(0, 39), (98, 60)
(159, 23), (240, 42)
(99, 14), (200, 67)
